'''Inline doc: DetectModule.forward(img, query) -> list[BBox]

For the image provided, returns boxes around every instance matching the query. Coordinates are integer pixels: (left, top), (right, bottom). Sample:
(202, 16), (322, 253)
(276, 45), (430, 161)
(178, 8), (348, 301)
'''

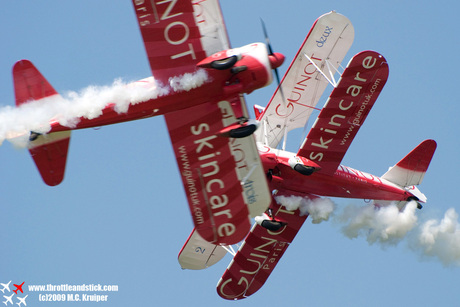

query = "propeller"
(261, 19), (285, 99)
(261, 19), (274, 55)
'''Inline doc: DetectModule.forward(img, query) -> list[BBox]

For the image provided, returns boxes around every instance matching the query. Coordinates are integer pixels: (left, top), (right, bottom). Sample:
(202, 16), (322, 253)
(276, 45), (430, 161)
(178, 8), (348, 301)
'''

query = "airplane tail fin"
(13, 60), (71, 186)
(382, 139), (436, 192)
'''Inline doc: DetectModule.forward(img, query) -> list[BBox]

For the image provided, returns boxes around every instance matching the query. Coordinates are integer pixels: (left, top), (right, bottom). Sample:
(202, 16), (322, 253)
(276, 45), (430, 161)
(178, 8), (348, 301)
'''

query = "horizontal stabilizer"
(13, 60), (71, 186)
(382, 139), (437, 187)
(216, 196), (309, 300)
(29, 131), (71, 186)
(178, 228), (227, 270)
(13, 60), (58, 105)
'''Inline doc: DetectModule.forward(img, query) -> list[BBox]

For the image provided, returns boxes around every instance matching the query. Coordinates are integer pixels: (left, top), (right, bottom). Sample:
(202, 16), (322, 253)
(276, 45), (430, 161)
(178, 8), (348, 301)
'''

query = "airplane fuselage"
(259, 146), (414, 202)
(46, 43), (275, 134)
(48, 77), (226, 132)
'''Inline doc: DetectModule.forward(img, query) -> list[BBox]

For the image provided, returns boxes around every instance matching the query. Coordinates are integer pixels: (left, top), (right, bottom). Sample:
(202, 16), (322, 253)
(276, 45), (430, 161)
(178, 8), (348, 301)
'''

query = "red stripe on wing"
(165, 101), (251, 245)
(132, 0), (207, 85)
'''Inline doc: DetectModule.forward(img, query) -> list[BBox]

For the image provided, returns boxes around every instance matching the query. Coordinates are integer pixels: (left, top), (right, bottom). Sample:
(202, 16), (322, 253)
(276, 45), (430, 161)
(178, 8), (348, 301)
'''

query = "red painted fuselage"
(47, 43), (276, 134)
(260, 147), (415, 203)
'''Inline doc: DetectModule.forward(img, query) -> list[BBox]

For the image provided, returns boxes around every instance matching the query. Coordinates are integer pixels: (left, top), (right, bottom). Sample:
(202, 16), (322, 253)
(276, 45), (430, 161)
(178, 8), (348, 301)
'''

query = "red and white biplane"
(213, 11), (436, 300)
(149, 9), (434, 300)
(7, 0), (282, 246)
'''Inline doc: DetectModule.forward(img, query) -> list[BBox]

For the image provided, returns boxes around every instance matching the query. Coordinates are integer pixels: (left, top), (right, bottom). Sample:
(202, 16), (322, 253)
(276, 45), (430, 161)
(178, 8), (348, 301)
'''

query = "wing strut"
(221, 245), (237, 257)
(240, 162), (258, 185)
(303, 53), (340, 88)
(254, 11), (355, 149)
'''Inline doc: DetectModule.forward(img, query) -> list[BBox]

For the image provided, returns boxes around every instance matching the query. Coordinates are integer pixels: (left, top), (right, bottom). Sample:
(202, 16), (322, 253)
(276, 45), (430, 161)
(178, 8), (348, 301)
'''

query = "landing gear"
(219, 118), (258, 139)
(288, 156), (320, 176)
(266, 169), (273, 181)
(210, 55), (238, 70)
(293, 164), (315, 176)
(209, 55), (247, 74)
(226, 123), (257, 138)
(255, 208), (287, 231)
(258, 219), (286, 231)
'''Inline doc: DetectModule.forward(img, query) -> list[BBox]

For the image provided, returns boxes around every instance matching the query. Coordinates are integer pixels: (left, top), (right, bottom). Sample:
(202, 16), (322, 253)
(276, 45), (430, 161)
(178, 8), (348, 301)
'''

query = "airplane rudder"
(397, 139), (437, 173)
(382, 139), (437, 187)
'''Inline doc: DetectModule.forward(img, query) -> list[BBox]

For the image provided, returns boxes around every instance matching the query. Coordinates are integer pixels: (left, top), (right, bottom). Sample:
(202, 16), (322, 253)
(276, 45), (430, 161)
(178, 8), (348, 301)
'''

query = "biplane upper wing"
(217, 192), (314, 300)
(132, 0), (230, 85)
(255, 11), (354, 148)
(297, 51), (389, 175)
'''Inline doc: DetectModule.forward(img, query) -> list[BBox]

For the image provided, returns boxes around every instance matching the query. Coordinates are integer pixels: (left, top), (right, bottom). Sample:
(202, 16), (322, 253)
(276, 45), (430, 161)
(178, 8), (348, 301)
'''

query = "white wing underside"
(255, 11), (354, 149)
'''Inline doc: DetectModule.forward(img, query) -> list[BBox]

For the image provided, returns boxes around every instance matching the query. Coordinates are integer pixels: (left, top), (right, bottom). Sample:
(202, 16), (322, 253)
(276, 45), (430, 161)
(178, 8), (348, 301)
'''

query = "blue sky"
(1, 1), (459, 306)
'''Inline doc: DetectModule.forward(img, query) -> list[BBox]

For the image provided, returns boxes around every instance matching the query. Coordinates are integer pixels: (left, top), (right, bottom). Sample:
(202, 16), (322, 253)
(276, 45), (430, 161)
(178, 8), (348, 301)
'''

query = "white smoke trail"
(275, 195), (460, 266)
(0, 69), (210, 148)
(412, 208), (460, 266)
(338, 201), (418, 245)
(169, 69), (209, 92)
(275, 195), (335, 224)
(338, 202), (460, 265)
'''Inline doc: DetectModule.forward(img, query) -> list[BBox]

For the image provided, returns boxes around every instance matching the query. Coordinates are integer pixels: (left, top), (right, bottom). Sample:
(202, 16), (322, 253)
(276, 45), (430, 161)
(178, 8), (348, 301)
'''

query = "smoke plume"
(338, 200), (418, 245)
(275, 195), (460, 266)
(275, 195), (335, 224)
(0, 70), (209, 147)
(413, 208), (460, 266)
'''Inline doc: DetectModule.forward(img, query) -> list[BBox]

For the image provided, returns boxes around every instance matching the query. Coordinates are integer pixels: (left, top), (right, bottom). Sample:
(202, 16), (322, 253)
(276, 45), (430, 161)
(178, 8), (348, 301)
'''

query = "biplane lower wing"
(165, 95), (270, 245)
(255, 11), (354, 148)
(297, 51), (389, 175)
(178, 228), (227, 270)
(216, 193), (313, 300)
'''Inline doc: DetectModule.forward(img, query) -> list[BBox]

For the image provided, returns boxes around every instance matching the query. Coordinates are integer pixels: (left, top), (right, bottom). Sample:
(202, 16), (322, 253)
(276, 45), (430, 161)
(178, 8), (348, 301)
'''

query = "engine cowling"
(197, 43), (283, 94)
